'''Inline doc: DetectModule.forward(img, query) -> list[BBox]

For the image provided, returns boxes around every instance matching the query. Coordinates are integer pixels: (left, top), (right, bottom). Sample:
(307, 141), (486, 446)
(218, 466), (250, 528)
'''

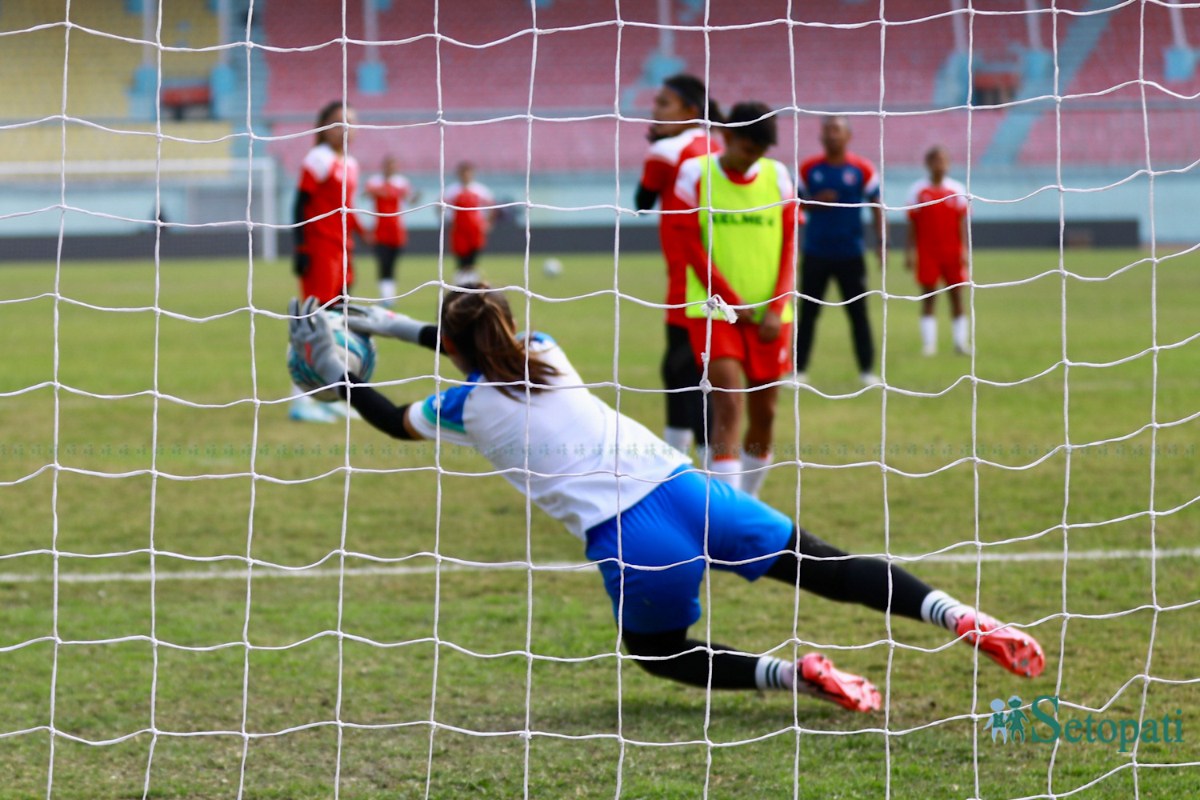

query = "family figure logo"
(986, 696), (1031, 743)
(985, 695), (1184, 752)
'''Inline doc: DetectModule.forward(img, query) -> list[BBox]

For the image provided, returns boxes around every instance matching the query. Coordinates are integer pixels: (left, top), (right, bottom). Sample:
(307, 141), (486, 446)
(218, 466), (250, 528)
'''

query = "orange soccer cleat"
(797, 652), (882, 713)
(956, 611), (1046, 678)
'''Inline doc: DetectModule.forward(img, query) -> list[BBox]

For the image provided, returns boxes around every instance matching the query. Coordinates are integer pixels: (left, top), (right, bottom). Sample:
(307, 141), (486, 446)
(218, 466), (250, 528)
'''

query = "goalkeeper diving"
(287, 288), (1046, 712)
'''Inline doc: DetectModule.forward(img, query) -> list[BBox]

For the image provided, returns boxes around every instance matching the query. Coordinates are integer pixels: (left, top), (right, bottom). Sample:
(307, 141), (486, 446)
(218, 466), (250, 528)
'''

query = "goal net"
(1, 1), (1197, 798)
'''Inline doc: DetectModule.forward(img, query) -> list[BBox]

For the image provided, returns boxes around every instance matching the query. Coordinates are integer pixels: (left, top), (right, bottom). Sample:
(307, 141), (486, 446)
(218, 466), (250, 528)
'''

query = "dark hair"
(440, 286), (558, 396)
(662, 73), (724, 124)
(925, 144), (949, 163)
(315, 100), (347, 144)
(724, 101), (777, 148)
(822, 114), (850, 132)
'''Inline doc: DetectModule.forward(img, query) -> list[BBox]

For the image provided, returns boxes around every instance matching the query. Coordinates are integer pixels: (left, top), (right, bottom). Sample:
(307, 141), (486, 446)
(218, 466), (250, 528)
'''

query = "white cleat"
(453, 269), (483, 286)
(325, 401), (362, 420)
(288, 397), (339, 424)
(860, 372), (883, 387)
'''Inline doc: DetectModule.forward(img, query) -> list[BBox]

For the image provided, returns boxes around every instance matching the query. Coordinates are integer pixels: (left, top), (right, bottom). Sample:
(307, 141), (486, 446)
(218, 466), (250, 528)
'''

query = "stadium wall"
(0, 163), (1186, 262)
(0, 218), (1139, 264)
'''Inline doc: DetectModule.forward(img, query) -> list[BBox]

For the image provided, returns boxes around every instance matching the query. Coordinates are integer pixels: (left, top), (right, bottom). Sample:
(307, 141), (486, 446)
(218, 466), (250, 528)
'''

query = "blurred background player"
(675, 102), (797, 497)
(444, 161), (495, 285)
(794, 115), (883, 387)
(365, 154), (419, 307)
(906, 145), (971, 356)
(635, 73), (722, 461)
(290, 100), (367, 423)
(288, 287), (1046, 712)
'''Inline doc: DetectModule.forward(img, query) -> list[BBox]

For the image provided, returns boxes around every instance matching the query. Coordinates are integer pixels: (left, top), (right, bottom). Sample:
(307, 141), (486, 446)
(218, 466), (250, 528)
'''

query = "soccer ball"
(287, 310), (377, 402)
(542, 257), (563, 277)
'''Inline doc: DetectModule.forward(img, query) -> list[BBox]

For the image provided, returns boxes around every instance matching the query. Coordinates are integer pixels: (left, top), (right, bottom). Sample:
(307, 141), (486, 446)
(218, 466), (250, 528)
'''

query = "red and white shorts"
(687, 317), (793, 384)
(916, 250), (967, 289)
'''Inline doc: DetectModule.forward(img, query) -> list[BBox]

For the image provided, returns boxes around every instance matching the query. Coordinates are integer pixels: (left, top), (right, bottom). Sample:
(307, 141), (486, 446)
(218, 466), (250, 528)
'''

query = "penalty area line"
(1, 547), (1199, 585)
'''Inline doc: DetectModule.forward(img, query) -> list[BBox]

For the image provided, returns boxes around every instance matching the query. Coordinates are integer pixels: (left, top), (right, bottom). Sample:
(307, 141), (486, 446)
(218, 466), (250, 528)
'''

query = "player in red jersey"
(365, 155), (419, 307)
(635, 74), (723, 461)
(290, 100), (367, 422)
(293, 101), (365, 305)
(674, 102), (798, 498)
(444, 162), (495, 285)
(906, 146), (970, 356)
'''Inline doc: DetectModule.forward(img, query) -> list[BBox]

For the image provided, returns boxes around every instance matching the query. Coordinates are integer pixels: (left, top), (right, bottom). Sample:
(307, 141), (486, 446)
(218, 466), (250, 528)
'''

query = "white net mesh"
(1, 1), (1198, 798)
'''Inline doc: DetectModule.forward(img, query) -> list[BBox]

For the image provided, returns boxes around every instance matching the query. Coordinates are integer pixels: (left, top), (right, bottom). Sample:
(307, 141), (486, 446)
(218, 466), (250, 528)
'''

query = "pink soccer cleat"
(797, 652), (882, 713)
(956, 611), (1046, 678)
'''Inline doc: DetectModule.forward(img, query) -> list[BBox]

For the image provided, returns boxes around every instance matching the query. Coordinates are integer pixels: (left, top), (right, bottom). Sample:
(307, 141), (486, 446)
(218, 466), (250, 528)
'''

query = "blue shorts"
(584, 465), (794, 634)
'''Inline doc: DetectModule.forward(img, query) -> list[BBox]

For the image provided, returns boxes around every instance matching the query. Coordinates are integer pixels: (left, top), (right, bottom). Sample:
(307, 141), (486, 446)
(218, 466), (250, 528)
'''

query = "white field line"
(1, 547), (1199, 585)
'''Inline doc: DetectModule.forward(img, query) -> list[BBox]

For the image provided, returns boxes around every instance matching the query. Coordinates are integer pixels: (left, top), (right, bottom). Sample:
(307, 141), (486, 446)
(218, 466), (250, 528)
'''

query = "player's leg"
(948, 281), (970, 355)
(620, 625), (878, 710)
(739, 321), (790, 497)
(764, 527), (1045, 678)
(454, 249), (481, 286)
(339, 250), (355, 303)
(661, 322), (708, 457)
(706, 356), (745, 490)
(741, 380), (778, 498)
(620, 627), (757, 688)
(793, 254), (834, 377)
(687, 320), (746, 488)
(675, 472), (880, 709)
(586, 470), (717, 686)
(605, 469), (878, 710)
(376, 244), (399, 306)
(833, 256), (877, 383)
(919, 285), (938, 356)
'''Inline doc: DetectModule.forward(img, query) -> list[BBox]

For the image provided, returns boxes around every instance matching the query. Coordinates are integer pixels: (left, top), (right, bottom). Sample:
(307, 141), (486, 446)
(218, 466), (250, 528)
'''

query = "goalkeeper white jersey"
(406, 333), (690, 539)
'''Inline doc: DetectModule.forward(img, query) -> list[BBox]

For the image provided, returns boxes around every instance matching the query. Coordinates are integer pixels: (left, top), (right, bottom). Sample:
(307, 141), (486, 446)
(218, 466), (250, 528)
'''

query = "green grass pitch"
(0, 246), (1197, 798)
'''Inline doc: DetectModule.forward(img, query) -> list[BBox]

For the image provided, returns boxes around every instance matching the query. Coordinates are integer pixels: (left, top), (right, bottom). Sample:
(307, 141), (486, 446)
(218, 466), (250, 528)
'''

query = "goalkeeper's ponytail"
(442, 287), (558, 397)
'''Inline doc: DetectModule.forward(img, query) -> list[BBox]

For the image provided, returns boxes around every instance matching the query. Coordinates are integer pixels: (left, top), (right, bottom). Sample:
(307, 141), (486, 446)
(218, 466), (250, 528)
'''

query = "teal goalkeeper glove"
(341, 302), (430, 344)
(288, 297), (350, 385)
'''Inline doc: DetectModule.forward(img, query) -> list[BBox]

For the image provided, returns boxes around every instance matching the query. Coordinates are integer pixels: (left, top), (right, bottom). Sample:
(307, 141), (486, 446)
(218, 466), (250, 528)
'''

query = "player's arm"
(761, 200), (798, 341)
(870, 205), (885, 267)
(757, 187), (799, 342)
(345, 199), (369, 243)
(289, 296), (425, 440)
(635, 183), (659, 211)
(636, 155), (673, 211)
(906, 212), (918, 272)
(959, 206), (969, 268)
(903, 182), (922, 272)
(338, 382), (423, 440)
(865, 166), (884, 266)
(292, 188), (312, 276)
(343, 303), (439, 350)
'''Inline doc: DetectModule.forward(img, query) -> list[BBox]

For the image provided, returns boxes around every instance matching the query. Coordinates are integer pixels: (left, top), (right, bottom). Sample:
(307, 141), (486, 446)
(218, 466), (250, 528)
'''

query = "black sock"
(765, 526), (933, 621)
(622, 628), (759, 690)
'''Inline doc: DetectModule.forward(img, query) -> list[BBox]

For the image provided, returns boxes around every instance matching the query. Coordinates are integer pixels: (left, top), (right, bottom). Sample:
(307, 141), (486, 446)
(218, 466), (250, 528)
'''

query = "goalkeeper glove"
(341, 302), (430, 344)
(288, 296), (350, 385)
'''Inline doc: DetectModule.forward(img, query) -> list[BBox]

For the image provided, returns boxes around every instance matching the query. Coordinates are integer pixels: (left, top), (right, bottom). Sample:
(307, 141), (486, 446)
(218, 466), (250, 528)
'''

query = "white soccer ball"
(542, 257), (564, 277)
(286, 310), (377, 402)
